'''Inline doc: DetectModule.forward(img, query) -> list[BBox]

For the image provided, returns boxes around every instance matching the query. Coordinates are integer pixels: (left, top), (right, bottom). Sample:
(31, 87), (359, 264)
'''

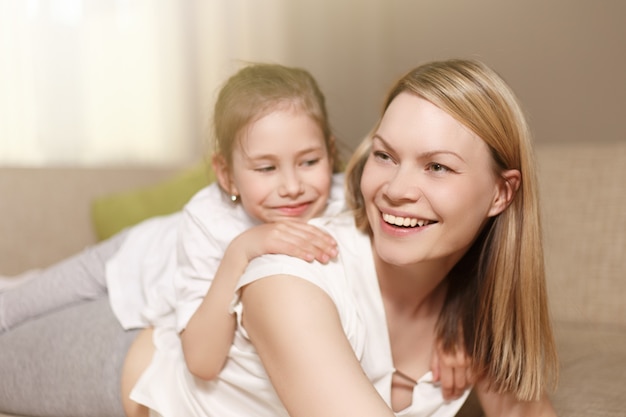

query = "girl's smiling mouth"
(275, 202), (312, 217)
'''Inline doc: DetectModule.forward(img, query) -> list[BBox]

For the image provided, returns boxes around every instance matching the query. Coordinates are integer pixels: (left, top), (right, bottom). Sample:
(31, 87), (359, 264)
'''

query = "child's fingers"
(439, 363), (456, 400)
(453, 363), (467, 398)
(435, 345), (473, 401)
(452, 349), (472, 398)
(268, 222), (338, 263)
(430, 349), (441, 382)
(280, 240), (336, 263)
(440, 365), (466, 401)
(293, 236), (338, 264)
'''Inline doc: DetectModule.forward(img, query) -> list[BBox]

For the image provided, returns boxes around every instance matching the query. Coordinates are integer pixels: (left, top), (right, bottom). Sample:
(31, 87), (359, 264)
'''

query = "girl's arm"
(181, 221), (338, 380)
(430, 341), (474, 400)
(475, 379), (557, 417)
(241, 274), (396, 417)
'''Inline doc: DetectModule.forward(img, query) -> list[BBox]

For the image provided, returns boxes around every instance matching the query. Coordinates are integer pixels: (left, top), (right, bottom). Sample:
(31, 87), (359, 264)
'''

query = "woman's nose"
(384, 167), (421, 202)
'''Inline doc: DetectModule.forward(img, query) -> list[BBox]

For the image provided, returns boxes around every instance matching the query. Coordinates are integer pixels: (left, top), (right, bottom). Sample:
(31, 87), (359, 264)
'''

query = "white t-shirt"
(105, 173), (345, 331)
(173, 172), (346, 333)
(130, 213), (470, 417)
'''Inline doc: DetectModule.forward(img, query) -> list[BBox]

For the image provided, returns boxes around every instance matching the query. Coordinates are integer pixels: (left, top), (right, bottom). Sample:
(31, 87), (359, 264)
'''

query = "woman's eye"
(373, 151), (392, 162)
(255, 166), (275, 173)
(428, 163), (450, 173)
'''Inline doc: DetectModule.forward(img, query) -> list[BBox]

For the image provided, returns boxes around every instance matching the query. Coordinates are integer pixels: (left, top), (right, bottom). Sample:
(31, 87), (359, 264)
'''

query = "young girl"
(126, 59), (558, 417)
(0, 63), (341, 417)
(119, 63), (350, 408)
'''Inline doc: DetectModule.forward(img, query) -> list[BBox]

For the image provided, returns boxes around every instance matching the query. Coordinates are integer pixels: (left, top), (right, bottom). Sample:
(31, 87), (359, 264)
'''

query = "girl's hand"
(236, 221), (338, 264)
(430, 342), (474, 400)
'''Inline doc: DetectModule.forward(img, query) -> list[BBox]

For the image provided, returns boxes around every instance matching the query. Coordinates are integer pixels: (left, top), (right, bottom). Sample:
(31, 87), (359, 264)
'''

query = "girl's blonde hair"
(346, 59), (557, 401)
(212, 63), (341, 173)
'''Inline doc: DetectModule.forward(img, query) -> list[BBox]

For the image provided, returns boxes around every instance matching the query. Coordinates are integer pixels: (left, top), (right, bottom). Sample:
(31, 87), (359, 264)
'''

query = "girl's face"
(217, 107), (333, 224)
(361, 92), (514, 270)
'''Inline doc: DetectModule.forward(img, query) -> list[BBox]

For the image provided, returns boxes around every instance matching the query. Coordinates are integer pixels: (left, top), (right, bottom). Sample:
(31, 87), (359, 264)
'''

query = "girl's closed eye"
(254, 165), (276, 173)
(300, 158), (320, 167)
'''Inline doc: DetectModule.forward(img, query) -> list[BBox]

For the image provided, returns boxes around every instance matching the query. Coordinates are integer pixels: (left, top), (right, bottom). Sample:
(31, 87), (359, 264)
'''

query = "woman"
(128, 59), (558, 416)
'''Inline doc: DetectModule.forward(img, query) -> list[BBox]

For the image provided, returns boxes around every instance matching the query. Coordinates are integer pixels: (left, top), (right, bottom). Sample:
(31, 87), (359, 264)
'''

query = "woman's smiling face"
(361, 92), (507, 269)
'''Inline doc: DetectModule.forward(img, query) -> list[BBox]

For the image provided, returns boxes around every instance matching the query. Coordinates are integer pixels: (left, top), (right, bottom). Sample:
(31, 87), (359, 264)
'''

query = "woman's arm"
(181, 222), (338, 380)
(241, 274), (396, 417)
(475, 379), (557, 417)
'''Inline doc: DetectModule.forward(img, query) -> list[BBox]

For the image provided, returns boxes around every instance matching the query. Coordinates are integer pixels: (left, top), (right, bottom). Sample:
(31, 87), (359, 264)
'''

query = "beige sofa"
(1, 141), (625, 416)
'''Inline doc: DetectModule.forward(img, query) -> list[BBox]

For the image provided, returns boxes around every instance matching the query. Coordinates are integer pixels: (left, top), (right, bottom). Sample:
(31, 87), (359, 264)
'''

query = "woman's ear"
(488, 169), (521, 217)
(212, 153), (238, 197)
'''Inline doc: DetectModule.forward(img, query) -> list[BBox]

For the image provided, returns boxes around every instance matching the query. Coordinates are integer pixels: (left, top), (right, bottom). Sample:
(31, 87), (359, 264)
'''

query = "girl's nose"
(278, 170), (304, 197)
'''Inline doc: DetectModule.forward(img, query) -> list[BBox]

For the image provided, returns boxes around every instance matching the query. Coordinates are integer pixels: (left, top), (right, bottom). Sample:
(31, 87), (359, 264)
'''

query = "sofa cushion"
(550, 320), (626, 416)
(536, 141), (626, 326)
(91, 163), (213, 240)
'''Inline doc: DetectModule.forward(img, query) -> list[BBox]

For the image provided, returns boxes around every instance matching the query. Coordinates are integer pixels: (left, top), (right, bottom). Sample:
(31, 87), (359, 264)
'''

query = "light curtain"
(0, 0), (289, 166)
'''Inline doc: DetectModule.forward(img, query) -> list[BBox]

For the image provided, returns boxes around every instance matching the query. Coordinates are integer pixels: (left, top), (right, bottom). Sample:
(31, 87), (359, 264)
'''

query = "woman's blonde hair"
(212, 63), (341, 173)
(345, 59), (557, 401)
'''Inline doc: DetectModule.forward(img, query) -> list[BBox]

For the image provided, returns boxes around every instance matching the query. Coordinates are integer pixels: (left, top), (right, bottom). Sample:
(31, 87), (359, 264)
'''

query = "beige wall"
(4, 2), (622, 166)
(271, 0), (626, 156)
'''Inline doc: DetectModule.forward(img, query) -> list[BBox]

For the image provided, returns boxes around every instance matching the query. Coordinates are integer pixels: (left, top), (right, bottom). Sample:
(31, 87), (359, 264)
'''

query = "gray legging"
(0, 230), (128, 333)
(0, 229), (137, 416)
(0, 297), (140, 417)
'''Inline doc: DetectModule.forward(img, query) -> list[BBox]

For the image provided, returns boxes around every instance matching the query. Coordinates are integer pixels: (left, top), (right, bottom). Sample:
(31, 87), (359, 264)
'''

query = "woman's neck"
(373, 252), (450, 318)
(374, 253), (451, 412)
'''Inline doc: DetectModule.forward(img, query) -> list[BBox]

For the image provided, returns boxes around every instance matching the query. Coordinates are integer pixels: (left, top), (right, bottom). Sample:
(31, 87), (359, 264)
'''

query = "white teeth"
(382, 213), (432, 228)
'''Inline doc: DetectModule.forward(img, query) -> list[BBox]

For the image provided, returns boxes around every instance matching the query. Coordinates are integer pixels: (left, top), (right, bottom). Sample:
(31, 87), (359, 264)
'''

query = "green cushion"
(91, 164), (214, 241)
